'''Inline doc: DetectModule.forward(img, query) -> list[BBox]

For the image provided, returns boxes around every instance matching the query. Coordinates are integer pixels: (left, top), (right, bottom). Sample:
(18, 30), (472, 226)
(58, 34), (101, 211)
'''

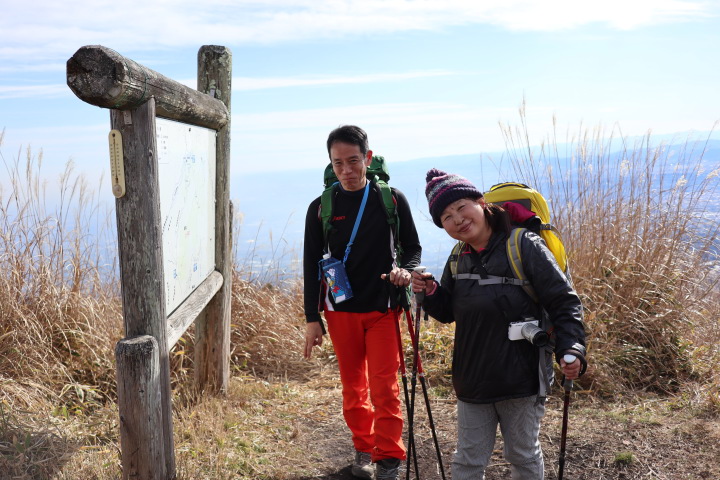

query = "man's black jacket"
(303, 182), (422, 324)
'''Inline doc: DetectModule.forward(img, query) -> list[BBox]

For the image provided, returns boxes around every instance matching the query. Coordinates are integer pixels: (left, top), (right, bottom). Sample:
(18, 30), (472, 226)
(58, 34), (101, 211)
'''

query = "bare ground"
(283, 372), (720, 480)
(4, 364), (718, 479)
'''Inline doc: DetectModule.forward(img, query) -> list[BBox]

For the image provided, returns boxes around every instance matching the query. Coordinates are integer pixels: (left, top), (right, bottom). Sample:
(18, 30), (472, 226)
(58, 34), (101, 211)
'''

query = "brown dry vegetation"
(500, 111), (720, 402)
(1, 120), (720, 479)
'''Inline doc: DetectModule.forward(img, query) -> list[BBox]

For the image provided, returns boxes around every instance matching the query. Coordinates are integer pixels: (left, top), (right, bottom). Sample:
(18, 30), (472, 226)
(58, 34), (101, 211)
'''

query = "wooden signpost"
(67, 44), (232, 480)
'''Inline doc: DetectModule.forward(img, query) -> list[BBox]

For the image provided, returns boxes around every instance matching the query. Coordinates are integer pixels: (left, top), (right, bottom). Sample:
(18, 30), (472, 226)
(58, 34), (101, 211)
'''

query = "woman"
(411, 169), (587, 480)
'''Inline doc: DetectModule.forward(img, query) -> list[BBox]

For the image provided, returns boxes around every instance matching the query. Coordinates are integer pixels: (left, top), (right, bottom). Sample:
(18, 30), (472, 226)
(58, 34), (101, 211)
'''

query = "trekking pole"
(405, 269), (424, 480)
(394, 309), (419, 479)
(408, 266), (447, 480)
(384, 273), (420, 480)
(405, 309), (448, 480)
(558, 354), (577, 480)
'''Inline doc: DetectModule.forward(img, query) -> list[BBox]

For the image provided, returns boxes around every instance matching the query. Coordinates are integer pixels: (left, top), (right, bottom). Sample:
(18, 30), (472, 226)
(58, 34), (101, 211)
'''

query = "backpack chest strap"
(453, 273), (529, 286)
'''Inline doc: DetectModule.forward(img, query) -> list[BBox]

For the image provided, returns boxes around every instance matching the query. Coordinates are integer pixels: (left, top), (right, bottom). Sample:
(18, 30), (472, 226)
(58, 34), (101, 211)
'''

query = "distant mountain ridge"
(233, 135), (720, 283)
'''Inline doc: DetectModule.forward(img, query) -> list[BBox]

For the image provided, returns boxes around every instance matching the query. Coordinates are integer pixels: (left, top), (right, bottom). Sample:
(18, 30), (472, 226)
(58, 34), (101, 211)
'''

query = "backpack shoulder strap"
(506, 227), (539, 303)
(448, 241), (528, 286)
(448, 241), (465, 277)
(320, 182), (339, 249)
(372, 178), (397, 225)
(320, 179), (401, 256)
(372, 178), (402, 259)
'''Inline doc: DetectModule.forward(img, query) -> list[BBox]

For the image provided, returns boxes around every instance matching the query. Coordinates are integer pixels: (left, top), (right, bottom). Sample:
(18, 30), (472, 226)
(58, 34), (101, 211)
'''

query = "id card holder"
(319, 255), (353, 303)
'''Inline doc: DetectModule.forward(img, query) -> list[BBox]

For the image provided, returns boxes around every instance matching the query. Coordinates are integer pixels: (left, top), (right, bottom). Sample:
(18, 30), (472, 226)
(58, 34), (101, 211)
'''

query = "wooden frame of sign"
(67, 44), (233, 480)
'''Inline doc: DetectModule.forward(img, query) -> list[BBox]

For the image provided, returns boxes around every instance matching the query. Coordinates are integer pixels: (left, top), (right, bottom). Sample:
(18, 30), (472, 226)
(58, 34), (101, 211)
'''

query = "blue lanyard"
(343, 181), (370, 264)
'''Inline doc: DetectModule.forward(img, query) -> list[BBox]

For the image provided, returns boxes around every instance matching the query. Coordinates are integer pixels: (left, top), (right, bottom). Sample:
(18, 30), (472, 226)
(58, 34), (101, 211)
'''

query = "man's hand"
(380, 267), (412, 287)
(304, 322), (324, 359)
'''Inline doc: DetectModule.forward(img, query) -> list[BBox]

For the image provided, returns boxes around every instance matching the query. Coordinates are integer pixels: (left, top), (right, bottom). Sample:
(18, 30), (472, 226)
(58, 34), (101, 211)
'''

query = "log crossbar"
(67, 45), (229, 130)
(167, 270), (224, 349)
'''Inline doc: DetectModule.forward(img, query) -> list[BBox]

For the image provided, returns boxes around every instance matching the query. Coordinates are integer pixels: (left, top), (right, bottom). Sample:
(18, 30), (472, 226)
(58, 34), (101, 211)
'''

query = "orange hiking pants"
(325, 309), (406, 462)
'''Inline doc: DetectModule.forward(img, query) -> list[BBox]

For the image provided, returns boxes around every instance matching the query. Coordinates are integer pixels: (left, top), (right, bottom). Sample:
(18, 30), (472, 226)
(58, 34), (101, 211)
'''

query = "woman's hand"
(411, 270), (436, 295)
(380, 267), (412, 287)
(560, 354), (582, 380)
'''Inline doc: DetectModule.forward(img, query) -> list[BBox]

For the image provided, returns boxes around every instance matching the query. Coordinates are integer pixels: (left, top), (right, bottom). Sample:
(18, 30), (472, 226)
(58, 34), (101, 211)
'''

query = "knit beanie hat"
(425, 168), (483, 227)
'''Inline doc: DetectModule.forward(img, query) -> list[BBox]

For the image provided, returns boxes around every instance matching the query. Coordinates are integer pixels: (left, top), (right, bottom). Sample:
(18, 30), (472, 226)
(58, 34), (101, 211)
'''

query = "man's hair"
(326, 125), (369, 158)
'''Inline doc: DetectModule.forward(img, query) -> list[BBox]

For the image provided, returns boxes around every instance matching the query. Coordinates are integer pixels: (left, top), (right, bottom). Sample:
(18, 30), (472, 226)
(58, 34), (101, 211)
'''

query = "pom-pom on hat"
(425, 168), (483, 227)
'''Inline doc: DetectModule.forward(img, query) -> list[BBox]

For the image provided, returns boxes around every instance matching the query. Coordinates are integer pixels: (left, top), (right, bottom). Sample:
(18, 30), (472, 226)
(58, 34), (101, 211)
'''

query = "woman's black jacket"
(422, 229), (586, 404)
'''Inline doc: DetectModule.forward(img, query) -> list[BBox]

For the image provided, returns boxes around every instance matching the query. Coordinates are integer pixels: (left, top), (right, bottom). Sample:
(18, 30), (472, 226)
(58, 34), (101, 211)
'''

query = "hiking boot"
(376, 458), (401, 480)
(351, 450), (374, 479)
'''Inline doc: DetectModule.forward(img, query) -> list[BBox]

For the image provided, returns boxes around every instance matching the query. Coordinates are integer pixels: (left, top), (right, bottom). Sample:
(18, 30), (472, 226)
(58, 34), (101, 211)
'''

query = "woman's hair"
(483, 201), (512, 235)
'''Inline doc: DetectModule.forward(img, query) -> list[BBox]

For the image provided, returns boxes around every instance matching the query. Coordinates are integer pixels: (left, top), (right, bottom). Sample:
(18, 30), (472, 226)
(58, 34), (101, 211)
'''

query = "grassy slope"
(1, 123), (719, 478)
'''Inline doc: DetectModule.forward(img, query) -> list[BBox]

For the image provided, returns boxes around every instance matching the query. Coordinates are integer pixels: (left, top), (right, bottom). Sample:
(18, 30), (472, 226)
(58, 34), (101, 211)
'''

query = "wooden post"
(111, 98), (175, 478)
(195, 45), (232, 394)
(116, 335), (166, 480)
(67, 45), (228, 131)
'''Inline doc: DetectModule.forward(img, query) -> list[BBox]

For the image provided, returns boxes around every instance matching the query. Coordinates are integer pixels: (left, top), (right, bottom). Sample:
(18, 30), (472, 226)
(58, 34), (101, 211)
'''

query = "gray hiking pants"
(452, 396), (545, 480)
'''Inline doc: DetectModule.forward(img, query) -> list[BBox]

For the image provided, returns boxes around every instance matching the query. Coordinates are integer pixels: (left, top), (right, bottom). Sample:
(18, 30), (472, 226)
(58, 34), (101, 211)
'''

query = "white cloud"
(231, 101), (516, 172)
(0, 84), (68, 99)
(232, 71), (455, 91)
(234, 102), (473, 132)
(0, 63), (67, 73)
(0, 71), (455, 100)
(477, 0), (712, 31)
(0, 0), (715, 63)
(229, 98), (720, 173)
(177, 71), (456, 91)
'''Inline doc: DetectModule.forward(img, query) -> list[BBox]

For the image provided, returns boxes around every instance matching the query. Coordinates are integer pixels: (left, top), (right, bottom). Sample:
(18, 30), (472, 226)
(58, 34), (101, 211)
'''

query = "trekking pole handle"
(562, 354), (577, 391)
(413, 266), (427, 303)
(563, 354), (577, 364)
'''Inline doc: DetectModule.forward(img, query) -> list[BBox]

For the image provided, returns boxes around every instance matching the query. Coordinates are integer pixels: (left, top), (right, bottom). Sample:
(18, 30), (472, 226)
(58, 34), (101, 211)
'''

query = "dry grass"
(0, 133), (122, 477)
(0, 400), (75, 479)
(0, 133), (326, 478)
(499, 105), (720, 404)
(0, 135), (121, 408)
(1, 114), (719, 479)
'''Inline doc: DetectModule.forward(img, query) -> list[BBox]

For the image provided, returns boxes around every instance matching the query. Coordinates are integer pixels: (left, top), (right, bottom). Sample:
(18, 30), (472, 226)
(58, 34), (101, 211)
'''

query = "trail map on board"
(156, 118), (216, 314)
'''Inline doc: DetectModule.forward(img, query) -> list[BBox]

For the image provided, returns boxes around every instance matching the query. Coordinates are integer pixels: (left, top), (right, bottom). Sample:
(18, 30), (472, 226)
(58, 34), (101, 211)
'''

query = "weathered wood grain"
(111, 99), (175, 478)
(67, 45), (228, 130)
(194, 45), (232, 394)
(115, 335), (166, 480)
(167, 270), (224, 349)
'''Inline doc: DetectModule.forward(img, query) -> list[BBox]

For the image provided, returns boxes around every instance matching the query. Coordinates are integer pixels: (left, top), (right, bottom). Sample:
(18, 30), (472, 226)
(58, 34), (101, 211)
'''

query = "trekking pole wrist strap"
(426, 280), (438, 296)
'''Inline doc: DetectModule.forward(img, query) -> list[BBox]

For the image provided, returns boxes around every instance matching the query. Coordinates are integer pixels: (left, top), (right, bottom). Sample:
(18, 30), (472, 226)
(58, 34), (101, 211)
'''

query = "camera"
(508, 318), (549, 347)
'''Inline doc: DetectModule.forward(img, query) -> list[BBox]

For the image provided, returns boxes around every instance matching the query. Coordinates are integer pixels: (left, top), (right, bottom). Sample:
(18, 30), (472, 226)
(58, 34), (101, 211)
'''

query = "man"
(303, 125), (422, 480)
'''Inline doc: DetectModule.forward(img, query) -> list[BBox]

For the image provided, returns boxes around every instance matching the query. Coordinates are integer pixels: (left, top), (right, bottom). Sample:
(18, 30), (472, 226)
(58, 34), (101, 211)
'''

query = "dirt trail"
(287, 376), (720, 480)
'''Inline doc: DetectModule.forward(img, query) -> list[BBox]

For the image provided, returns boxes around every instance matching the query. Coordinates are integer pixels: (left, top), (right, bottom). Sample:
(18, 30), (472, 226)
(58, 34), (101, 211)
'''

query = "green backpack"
(320, 155), (403, 262)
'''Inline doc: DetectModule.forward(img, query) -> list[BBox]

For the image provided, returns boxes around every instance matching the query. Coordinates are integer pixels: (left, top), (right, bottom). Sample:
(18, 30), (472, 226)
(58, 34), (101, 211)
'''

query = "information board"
(156, 118), (216, 314)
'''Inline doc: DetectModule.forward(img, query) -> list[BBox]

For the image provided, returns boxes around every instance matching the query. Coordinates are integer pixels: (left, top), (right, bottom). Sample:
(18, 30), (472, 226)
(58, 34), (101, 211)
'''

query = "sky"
(2, 0), (719, 184)
(2, 0), (720, 280)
